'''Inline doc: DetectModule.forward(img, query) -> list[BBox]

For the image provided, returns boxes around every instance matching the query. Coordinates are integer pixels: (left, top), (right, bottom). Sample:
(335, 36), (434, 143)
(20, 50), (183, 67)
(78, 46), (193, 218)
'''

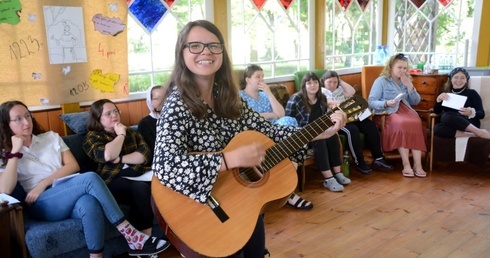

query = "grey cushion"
(59, 112), (89, 135)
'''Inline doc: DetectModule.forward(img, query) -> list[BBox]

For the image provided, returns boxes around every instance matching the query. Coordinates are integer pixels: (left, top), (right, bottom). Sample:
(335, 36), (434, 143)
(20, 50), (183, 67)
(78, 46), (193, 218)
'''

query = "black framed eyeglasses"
(185, 42), (224, 54)
(395, 53), (408, 60)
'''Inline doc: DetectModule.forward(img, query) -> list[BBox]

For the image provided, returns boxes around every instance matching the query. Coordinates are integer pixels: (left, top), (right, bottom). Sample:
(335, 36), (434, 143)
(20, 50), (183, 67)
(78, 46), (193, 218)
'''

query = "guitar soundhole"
(235, 167), (269, 187)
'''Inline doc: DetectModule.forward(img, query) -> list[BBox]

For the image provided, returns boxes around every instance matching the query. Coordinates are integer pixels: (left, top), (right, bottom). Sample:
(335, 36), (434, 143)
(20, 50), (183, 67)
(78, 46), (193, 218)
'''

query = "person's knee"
(73, 195), (103, 218)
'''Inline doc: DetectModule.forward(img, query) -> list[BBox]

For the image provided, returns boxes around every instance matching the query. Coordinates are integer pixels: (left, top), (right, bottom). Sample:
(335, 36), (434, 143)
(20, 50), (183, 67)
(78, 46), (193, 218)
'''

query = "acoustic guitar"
(151, 95), (368, 257)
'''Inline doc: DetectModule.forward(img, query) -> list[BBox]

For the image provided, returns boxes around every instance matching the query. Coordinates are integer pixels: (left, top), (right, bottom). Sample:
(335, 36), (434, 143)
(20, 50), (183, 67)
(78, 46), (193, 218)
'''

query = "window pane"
(128, 73), (151, 93)
(128, 17), (151, 73)
(127, 0), (205, 93)
(325, 0), (379, 69)
(392, 0), (474, 70)
(230, 0), (309, 78)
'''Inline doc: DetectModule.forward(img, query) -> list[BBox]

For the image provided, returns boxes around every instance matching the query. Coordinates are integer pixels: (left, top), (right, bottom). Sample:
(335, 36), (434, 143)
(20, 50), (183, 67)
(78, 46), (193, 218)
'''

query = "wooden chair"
(360, 65), (403, 161)
(361, 65), (386, 127)
(429, 76), (490, 171)
(361, 65), (432, 162)
(60, 102), (82, 135)
(11, 204), (28, 258)
(1, 204), (28, 258)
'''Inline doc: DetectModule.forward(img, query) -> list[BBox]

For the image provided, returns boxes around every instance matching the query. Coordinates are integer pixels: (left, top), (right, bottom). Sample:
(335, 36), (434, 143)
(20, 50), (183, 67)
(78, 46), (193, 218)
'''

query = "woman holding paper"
(0, 100), (168, 257)
(322, 70), (393, 174)
(368, 53), (427, 178)
(433, 67), (490, 138)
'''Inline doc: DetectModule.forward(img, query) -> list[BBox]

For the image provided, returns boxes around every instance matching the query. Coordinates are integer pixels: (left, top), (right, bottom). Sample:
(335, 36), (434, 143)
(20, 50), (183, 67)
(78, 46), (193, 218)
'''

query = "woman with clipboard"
(433, 67), (490, 139)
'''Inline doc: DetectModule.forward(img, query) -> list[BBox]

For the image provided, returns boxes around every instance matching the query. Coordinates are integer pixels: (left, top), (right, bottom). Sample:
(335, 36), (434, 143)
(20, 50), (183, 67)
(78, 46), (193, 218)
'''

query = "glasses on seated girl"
(102, 109), (121, 117)
(10, 113), (33, 123)
(185, 42), (224, 54)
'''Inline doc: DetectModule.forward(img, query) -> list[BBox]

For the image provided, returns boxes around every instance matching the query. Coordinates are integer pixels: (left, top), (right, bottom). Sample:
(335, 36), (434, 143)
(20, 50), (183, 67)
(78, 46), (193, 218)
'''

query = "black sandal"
(285, 195), (313, 210)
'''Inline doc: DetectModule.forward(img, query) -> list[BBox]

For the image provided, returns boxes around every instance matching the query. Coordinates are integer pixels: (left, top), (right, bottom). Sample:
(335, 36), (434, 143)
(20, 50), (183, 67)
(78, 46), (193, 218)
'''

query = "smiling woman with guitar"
(151, 20), (351, 258)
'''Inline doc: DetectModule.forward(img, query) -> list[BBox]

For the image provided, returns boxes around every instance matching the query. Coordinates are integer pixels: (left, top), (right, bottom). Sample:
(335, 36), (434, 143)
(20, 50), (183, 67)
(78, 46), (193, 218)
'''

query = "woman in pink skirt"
(367, 53), (427, 178)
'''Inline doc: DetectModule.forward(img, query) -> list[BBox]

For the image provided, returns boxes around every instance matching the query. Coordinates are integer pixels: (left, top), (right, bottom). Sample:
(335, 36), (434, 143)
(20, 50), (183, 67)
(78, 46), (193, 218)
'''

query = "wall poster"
(0, 0), (128, 106)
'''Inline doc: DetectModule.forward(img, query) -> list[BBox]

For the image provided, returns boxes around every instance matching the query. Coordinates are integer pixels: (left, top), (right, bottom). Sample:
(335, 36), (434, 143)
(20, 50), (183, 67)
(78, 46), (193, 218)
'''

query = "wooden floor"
(125, 158), (490, 258)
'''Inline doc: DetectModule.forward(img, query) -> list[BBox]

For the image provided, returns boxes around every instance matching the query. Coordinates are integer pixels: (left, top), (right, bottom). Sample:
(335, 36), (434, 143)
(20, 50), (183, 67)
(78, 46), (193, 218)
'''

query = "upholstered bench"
(19, 132), (163, 258)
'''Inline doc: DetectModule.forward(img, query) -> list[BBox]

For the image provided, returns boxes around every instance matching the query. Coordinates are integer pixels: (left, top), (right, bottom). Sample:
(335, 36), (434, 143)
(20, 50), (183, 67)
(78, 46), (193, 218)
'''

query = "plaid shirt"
(285, 92), (327, 127)
(83, 128), (151, 184)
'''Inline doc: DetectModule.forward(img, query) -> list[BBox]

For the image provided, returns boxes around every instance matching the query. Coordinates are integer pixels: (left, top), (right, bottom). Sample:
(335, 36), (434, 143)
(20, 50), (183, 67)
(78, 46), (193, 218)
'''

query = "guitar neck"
(262, 95), (367, 171)
(263, 109), (336, 170)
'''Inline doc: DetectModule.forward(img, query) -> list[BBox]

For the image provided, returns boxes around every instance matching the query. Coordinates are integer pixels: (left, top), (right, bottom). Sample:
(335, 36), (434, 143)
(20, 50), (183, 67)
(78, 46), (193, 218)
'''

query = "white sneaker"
(334, 173), (351, 185)
(323, 178), (344, 192)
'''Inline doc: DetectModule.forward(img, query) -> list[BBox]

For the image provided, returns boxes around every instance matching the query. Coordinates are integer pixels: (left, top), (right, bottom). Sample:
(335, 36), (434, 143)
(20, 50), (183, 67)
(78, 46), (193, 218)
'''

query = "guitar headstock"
(334, 95), (369, 122)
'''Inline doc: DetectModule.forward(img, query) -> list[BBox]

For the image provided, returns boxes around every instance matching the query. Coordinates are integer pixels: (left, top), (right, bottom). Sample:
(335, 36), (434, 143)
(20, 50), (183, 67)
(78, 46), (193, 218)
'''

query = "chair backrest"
(469, 76), (490, 130)
(361, 65), (384, 99)
(60, 102), (82, 135)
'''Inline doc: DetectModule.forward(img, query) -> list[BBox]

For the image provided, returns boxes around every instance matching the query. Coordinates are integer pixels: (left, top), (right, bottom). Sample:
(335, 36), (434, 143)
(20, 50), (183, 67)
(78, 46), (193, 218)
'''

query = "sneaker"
(355, 162), (373, 175)
(129, 237), (171, 257)
(334, 173), (351, 185)
(323, 178), (344, 192)
(372, 157), (394, 170)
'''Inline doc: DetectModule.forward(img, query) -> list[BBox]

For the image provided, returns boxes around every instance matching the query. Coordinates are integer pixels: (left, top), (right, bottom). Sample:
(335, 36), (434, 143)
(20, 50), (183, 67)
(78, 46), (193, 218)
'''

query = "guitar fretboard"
(261, 108), (337, 171)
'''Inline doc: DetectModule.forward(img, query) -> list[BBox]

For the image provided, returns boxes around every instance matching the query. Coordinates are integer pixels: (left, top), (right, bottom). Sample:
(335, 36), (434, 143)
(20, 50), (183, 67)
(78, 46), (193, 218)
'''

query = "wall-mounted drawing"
(43, 6), (88, 64)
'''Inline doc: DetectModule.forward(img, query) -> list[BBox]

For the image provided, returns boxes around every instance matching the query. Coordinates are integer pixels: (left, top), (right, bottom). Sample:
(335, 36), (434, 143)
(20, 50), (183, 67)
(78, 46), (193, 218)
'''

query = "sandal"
(402, 169), (414, 177)
(285, 194), (313, 210)
(414, 169), (427, 178)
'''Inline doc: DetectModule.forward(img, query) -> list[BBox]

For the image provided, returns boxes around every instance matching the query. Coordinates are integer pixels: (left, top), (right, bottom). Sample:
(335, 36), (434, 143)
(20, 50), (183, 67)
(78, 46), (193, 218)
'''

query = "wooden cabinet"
(411, 73), (448, 128)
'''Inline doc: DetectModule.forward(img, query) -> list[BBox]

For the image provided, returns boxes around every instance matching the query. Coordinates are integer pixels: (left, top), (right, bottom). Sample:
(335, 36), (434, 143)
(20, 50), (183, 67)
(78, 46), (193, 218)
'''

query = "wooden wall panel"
(33, 112), (49, 133)
(48, 109), (64, 135)
(116, 102), (130, 126)
(140, 101), (149, 120)
(127, 101), (144, 126)
(29, 73), (363, 134)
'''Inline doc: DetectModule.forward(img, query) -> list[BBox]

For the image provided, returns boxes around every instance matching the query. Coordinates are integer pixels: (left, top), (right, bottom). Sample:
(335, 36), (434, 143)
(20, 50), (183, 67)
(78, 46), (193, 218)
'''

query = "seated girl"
(83, 99), (156, 238)
(239, 64), (297, 126)
(433, 67), (490, 139)
(0, 100), (168, 258)
(321, 70), (393, 174)
(286, 72), (351, 192)
(239, 64), (312, 210)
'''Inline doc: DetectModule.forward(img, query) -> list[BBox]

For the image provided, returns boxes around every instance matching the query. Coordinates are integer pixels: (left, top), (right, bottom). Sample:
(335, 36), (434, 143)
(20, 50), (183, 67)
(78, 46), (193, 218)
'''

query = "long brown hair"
(164, 20), (241, 119)
(0, 100), (45, 153)
(300, 72), (328, 113)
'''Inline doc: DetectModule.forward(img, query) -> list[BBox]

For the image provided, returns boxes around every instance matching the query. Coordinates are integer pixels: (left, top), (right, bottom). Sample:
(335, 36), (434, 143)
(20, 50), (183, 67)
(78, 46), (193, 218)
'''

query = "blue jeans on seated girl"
(27, 172), (125, 253)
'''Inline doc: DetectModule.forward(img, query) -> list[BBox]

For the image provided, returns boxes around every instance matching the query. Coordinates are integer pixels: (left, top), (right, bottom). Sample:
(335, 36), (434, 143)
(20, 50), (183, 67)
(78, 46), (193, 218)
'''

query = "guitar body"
(152, 95), (369, 257)
(151, 130), (298, 257)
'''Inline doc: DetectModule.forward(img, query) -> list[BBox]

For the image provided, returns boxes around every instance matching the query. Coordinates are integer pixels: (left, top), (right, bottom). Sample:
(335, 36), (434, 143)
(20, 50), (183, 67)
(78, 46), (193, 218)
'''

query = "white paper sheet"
(358, 108), (372, 121)
(123, 171), (153, 182)
(0, 193), (21, 204)
(393, 93), (405, 101)
(442, 93), (467, 110)
(52, 173), (80, 187)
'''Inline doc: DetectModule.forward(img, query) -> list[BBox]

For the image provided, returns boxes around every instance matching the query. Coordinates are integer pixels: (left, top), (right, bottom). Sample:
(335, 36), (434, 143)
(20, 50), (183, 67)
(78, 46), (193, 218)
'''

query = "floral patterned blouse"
(152, 88), (306, 204)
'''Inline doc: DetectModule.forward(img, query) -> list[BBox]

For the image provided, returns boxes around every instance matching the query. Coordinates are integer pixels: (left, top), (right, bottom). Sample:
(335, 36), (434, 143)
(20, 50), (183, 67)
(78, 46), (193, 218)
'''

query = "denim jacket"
(368, 76), (421, 114)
